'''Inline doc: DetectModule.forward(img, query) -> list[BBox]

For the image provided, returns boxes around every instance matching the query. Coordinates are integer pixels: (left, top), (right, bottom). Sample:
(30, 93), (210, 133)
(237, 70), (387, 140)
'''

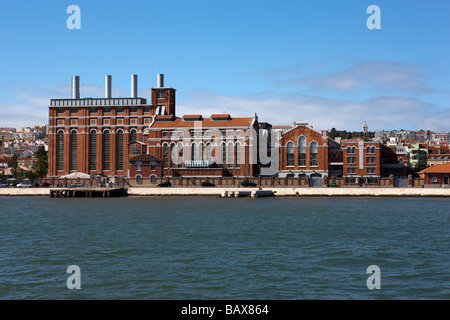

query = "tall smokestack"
(157, 74), (164, 88)
(105, 75), (112, 98)
(72, 76), (80, 99)
(131, 74), (138, 98)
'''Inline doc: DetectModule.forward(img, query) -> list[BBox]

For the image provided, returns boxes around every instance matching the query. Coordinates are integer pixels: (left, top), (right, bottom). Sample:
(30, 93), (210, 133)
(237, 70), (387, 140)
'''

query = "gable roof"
(150, 114), (255, 129)
(129, 154), (162, 162)
(419, 163), (450, 174)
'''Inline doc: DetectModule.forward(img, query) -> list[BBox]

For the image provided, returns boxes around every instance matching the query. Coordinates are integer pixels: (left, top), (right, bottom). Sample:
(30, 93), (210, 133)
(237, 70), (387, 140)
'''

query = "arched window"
(116, 130), (124, 171)
(103, 130), (110, 171)
(150, 175), (157, 183)
(347, 146), (352, 154)
(371, 146), (376, 154)
(227, 142), (234, 169)
(206, 143), (212, 162)
(236, 142), (241, 168)
(162, 143), (168, 168)
(286, 141), (294, 166)
(310, 141), (318, 166)
(89, 130), (97, 171)
(150, 161), (156, 171)
(298, 136), (306, 166)
(70, 131), (77, 171)
(177, 142), (183, 168)
(352, 146), (356, 154)
(221, 142), (226, 168)
(170, 143), (175, 168)
(136, 175), (142, 184)
(57, 131), (64, 171)
(199, 143), (204, 161)
(136, 161), (142, 171)
(366, 146), (371, 154)
(130, 129), (137, 142)
(191, 143), (197, 161)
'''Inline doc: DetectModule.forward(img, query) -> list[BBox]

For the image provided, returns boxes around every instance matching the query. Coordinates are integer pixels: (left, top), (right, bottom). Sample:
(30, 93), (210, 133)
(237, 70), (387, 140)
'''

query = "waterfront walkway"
(2, 187), (450, 197)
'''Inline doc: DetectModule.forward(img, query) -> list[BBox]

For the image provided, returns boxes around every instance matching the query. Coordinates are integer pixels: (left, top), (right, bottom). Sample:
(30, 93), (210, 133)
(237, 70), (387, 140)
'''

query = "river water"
(0, 196), (448, 299)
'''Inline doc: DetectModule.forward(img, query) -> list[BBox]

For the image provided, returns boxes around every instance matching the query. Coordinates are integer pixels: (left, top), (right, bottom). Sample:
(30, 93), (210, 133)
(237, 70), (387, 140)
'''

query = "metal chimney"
(157, 74), (164, 88)
(131, 74), (138, 98)
(105, 75), (112, 98)
(72, 76), (80, 99)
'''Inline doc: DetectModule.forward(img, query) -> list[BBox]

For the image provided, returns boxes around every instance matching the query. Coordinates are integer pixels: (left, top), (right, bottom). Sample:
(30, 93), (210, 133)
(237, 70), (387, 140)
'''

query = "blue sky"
(0, 0), (449, 131)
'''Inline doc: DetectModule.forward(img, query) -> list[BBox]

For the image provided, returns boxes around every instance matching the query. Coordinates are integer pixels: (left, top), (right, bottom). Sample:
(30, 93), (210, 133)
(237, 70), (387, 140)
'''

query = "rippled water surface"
(0, 196), (449, 299)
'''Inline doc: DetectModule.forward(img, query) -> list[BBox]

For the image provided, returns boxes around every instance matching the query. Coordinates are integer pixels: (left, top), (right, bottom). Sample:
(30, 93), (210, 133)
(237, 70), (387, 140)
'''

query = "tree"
(32, 146), (48, 178)
(11, 154), (19, 178)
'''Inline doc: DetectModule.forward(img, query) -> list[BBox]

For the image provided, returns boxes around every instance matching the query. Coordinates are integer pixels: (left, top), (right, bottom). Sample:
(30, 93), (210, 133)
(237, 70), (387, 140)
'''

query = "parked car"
(70, 182), (85, 188)
(201, 181), (215, 187)
(17, 182), (33, 188)
(0, 183), (7, 188)
(157, 182), (172, 187)
(241, 180), (257, 187)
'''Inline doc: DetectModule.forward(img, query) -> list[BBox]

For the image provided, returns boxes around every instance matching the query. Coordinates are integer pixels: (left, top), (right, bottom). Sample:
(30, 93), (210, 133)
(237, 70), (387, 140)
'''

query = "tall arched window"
(116, 130), (124, 171)
(177, 142), (183, 168)
(227, 142), (234, 169)
(130, 129), (137, 142)
(70, 131), (77, 171)
(162, 143), (168, 168)
(206, 143), (212, 162)
(286, 141), (294, 166)
(221, 142), (226, 168)
(371, 146), (376, 154)
(191, 143), (197, 161)
(298, 136), (306, 166)
(89, 130), (97, 171)
(103, 130), (110, 171)
(235, 142), (241, 168)
(199, 143), (204, 161)
(170, 143), (175, 168)
(57, 131), (64, 171)
(352, 146), (356, 154)
(310, 141), (318, 166)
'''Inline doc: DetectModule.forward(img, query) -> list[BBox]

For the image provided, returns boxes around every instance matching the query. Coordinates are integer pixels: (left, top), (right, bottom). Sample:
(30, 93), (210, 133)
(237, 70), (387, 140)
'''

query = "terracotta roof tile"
(419, 163), (450, 174)
(150, 115), (254, 128)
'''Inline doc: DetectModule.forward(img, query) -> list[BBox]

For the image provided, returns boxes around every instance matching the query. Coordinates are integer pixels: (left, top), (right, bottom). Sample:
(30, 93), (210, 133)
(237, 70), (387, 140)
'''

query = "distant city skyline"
(0, 0), (449, 131)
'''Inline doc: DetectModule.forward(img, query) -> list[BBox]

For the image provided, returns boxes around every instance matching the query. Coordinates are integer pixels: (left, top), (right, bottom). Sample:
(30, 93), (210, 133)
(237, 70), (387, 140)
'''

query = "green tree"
(11, 154), (19, 178)
(32, 146), (48, 178)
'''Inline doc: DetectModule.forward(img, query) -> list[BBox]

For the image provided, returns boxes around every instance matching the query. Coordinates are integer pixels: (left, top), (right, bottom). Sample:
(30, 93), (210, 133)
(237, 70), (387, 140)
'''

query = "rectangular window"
(432, 176), (438, 183)
(156, 90), (166, 99)
(347, 156), (356, 164)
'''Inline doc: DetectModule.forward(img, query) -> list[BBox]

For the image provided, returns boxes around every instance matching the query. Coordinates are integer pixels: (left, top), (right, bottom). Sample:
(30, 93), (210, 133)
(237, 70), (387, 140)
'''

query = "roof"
(129, 154), (162, 162)
(419, 163), (450, 174)
(151, 114), (255, 128)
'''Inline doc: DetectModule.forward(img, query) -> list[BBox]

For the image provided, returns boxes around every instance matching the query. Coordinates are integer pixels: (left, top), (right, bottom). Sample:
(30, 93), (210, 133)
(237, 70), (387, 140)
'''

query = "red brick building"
(47, 74), (175, 181)
(418, 163), (450, 185)
(277, 121), (329, 178)
(341, 139), (382, 184)
(146, 113), (260, 178)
